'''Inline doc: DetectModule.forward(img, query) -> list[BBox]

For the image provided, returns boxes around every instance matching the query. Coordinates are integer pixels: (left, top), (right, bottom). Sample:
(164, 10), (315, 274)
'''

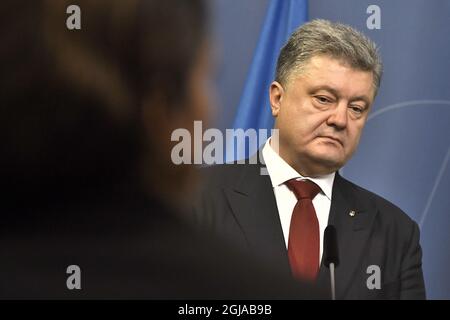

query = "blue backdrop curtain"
(226, 0), (308, 162)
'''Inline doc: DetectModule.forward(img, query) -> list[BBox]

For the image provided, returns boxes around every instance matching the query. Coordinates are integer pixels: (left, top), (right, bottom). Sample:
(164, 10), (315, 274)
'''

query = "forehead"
(289, 55), (375, 101)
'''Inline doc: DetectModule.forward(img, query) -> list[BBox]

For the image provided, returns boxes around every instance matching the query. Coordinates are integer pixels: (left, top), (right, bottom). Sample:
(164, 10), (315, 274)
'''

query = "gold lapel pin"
(349, 210), (356, 217)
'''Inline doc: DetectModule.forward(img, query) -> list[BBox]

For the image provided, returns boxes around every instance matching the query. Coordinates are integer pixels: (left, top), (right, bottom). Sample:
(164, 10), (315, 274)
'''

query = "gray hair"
(275, 19), (383, 95)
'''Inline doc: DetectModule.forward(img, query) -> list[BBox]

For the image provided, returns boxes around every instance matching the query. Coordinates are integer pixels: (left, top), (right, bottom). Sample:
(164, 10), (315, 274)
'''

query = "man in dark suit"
(195, 20), (426, 299)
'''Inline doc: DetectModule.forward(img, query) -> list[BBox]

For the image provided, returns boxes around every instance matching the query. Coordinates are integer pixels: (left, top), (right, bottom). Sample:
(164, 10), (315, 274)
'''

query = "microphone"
(323, 225), (339, 300)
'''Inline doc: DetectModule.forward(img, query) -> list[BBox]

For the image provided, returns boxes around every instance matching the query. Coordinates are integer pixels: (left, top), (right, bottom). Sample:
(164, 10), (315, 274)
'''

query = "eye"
(315, 96), (332, 104)
(349, 105), (364, 115)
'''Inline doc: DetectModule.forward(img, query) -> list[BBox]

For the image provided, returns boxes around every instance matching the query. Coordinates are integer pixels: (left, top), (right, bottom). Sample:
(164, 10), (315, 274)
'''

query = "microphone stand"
(323, 225), (339, 300)
(329, 262), (336, 300)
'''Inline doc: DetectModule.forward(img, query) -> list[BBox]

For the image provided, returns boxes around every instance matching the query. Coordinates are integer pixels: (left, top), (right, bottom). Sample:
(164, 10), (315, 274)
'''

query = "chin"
(308, 151), (345, 173)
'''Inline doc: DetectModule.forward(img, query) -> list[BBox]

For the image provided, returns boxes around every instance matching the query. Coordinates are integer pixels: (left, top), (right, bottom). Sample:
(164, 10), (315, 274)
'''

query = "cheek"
(306, 113), (334, 138)
(284, 101), (324, 131)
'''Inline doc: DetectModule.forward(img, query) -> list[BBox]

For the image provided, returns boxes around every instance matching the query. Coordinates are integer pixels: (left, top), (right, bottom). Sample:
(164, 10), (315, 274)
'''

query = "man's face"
(270, 55), (375, 176)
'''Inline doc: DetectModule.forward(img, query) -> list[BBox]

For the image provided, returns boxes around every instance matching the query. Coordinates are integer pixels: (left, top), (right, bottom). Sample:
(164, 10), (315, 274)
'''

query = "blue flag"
(226, 0), (308, 162)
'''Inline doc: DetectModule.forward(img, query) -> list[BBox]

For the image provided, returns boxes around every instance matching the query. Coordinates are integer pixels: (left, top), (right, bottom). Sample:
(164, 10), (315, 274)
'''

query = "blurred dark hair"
(0, 0), (208, 208)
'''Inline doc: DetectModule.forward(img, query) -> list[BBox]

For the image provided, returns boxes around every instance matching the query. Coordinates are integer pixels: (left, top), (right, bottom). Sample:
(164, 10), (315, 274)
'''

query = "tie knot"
(286, 179), (321, 200)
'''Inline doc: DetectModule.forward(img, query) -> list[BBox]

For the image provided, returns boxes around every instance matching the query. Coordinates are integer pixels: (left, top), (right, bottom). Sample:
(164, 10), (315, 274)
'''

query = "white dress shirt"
(262, 137), (335, 264)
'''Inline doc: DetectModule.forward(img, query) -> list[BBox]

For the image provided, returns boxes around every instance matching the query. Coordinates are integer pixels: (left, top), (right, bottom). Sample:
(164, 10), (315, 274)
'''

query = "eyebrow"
(309, 85), (372, 107)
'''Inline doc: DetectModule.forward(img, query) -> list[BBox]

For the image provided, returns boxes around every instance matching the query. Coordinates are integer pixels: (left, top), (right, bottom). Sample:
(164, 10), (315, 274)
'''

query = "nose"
(326, 101), (347, 130)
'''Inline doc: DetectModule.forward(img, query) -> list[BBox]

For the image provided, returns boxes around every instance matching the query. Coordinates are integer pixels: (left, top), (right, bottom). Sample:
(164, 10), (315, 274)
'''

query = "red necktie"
(285, 179), (321, 281)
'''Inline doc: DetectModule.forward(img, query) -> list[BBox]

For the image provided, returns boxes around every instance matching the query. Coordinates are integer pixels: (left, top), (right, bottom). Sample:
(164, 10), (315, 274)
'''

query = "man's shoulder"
(339, 174), (418, 228)
(200, 159), (263, 188)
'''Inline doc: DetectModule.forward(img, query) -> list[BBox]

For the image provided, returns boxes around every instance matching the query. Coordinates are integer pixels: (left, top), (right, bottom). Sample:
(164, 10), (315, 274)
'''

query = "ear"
(269, 81), (284, 117)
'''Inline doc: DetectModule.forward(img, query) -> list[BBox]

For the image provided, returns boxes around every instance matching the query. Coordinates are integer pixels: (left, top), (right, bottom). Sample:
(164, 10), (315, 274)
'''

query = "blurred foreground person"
(0, 0), (323, 299)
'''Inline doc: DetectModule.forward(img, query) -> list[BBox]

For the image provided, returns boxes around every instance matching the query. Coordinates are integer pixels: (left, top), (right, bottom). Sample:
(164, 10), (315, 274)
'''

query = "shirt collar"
(262, 137), (335, 200)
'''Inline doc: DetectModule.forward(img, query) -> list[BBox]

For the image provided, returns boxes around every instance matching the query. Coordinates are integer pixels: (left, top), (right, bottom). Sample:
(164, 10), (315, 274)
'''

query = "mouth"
(318, 135), (344, 147)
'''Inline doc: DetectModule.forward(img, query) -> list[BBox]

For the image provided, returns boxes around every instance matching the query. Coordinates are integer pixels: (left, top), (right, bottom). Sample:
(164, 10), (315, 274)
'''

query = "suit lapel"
(224, 160), (291, 274)
(317, 172), (378, 299)
(222, 159), (379, 297)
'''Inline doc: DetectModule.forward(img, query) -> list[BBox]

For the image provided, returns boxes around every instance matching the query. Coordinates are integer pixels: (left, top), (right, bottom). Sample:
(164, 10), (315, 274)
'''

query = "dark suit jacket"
(194, 158), (426, 300)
